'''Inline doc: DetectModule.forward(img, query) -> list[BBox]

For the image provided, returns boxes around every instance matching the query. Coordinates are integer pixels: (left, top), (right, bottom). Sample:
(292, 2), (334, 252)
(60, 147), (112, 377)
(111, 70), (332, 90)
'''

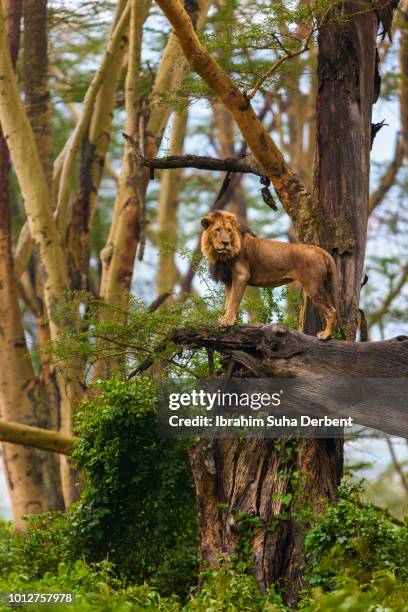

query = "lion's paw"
(219, 315), (236, 326)
(317, 330), (331, 341)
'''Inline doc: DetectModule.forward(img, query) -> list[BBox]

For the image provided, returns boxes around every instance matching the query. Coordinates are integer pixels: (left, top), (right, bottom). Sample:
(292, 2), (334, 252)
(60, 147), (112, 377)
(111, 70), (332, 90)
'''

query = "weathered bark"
(369, 3), (408, 213)
(287, 4), (397, 602)
(171, 325), (408, 377)
(171, 324), (407, 592)
(23, 0), (52, 184)
(157, 110), (188, 298)
(134, 151), (265, 176)
(300, 5), (381, 339)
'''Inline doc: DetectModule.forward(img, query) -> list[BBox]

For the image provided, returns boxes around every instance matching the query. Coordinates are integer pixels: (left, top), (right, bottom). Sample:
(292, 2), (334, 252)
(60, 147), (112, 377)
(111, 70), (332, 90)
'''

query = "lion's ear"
(201, 216), (212, 229)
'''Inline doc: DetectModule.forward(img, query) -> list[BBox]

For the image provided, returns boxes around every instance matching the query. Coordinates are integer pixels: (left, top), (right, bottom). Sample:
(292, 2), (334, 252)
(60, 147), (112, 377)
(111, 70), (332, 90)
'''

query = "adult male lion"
(201, 210), (342, 340)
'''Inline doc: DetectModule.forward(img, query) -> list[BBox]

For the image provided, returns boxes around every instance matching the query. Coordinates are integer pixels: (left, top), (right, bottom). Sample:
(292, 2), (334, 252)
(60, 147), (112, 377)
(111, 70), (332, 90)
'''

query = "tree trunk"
(0, 0), (84, 506)
(157, 109), (188, 298)
(0, 0), (64, 527)
(66, 0), (129, 292)
(172, 324), (407, 597)
(22, 0), (64, 508)
(153, 0), (399, 605)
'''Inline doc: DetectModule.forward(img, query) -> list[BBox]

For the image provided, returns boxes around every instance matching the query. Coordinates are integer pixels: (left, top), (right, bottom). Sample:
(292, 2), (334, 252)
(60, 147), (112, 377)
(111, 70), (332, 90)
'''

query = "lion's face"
(200, 211), (242, 262)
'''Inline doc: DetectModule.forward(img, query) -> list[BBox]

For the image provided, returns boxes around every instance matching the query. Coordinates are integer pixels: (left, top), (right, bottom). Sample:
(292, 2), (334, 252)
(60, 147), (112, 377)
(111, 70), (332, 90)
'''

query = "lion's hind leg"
(300, 278), (337, 340)
(312, 296), (336, 340)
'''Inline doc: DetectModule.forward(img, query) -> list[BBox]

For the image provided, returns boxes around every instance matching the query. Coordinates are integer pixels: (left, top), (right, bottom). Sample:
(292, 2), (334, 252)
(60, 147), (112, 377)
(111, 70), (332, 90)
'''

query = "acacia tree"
(150, 0), (400, 603)
(0, 0), (213, 521)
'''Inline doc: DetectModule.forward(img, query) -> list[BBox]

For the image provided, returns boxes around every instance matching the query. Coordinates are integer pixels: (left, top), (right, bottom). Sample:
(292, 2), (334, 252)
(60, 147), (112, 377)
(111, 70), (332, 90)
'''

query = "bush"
(0, 555), (181, 611)
(4, 377), (198, 597)
(304, 482), (408, 590)
(301, 482), (408, 610)
(69, 377), (198, 594)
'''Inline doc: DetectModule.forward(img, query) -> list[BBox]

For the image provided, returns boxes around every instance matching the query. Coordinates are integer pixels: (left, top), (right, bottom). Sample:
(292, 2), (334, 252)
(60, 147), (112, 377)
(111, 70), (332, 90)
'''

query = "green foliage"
(1, 378), (198, 599)
(69, 377), (198, 593)
(301, 482), (408, 609)
(187, 561), (288, 611)
(0, 553), (181, 612)
(49, 277), (225, 381)
(4, 480), (408, 611)
(244, 286), (299, 327)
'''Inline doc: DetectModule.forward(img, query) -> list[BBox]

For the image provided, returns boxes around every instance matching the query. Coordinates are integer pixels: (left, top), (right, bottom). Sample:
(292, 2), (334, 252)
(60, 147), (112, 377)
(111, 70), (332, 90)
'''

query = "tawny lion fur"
(201, 210), (342, 340)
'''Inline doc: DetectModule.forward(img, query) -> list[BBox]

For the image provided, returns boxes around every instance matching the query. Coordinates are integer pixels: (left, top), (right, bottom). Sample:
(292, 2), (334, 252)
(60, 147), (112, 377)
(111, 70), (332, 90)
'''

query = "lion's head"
(200, 210), (242, 263)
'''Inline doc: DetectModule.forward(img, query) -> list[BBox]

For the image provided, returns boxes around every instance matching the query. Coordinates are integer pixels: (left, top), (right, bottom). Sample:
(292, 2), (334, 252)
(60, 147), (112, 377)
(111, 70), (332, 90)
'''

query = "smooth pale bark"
(99, 0), (150, 304)
(213, 103), (246, 218)
(154, 0), (312, 233)
(66, 0), (129, 291)
(0, 0), (64, 525)
(0, 3), (69, 336)
(13, 1), (130, 276)
(157, 110), (188, 298)
(99, 0), (211, 320)
(0, 1), (83, 505)
(0, 421), (75, 456)
(95, 0), (151, 379)
(0, 122), (65, 527)
(55, 3), (131, 234)
(145, 0), (211, 161)
(23, 0), (63, 499)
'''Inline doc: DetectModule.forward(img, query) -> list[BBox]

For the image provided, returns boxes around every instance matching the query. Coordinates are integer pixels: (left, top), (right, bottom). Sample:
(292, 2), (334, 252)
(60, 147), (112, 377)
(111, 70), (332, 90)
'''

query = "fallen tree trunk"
(171, 324), (408, 378)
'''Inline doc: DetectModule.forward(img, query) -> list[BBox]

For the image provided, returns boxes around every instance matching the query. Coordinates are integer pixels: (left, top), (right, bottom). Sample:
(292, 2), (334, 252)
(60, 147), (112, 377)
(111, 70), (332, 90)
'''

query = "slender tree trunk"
(22, 0), (64, 506)
(213, 103), (247, 218)
(0, 0), (64, 526)
(66, 0), (128, 291)
(157, 109), (188, 298)
(0, 1), (84, 506)
(97, 0), (211, 377)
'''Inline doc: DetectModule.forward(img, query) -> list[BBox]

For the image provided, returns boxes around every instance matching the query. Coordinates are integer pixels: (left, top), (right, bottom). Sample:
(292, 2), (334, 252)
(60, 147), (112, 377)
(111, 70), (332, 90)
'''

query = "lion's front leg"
(219, 279), (247, 326)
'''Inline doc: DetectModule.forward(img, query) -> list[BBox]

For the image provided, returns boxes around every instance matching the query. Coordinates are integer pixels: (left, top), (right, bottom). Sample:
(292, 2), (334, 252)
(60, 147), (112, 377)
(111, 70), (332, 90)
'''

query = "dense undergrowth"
(1, 378), (408, 611)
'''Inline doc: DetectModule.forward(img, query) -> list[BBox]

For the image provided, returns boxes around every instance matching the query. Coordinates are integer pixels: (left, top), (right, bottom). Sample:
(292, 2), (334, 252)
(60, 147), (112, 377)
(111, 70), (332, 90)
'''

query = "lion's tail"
(324, 253), (345, 339)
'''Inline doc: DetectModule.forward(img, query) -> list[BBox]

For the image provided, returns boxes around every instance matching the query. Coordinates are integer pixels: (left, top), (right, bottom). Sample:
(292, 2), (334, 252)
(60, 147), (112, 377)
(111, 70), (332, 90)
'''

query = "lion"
(201, 210), (342, 340)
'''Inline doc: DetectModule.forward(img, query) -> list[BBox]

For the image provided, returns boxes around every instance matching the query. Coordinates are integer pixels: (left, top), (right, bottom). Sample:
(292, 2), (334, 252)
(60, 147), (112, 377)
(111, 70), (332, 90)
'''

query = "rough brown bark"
(286, 4), (397, 602)
(300, 5), (380, 339)
(171, 324), (407, 594)
(135, 152), (265, 177)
